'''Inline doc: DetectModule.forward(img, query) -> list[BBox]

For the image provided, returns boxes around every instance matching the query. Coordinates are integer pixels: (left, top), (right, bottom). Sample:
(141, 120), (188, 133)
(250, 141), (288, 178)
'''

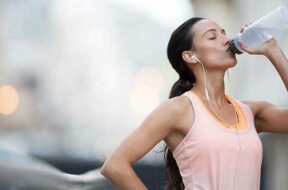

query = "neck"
(192, 69), (228, 107)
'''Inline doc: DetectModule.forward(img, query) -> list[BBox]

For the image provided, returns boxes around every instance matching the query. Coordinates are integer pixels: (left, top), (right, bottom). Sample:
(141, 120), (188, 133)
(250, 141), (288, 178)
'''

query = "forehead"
(191, 19), (223, 38)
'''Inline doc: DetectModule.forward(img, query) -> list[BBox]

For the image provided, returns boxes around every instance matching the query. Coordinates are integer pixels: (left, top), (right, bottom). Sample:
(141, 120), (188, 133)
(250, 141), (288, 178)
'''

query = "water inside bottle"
(228, 6), (288, 54)
(240, 26), (276, 47)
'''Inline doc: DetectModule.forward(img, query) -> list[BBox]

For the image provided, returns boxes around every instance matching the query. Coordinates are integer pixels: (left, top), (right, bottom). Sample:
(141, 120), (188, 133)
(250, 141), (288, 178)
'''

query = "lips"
(226, 41), (232, 52)
(226, 47), (232, 53)
(226, 46), (236, 56)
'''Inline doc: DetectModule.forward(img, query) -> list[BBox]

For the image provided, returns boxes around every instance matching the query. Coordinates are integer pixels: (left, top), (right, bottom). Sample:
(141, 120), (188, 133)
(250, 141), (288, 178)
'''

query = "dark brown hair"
(164, 17), (205, 190)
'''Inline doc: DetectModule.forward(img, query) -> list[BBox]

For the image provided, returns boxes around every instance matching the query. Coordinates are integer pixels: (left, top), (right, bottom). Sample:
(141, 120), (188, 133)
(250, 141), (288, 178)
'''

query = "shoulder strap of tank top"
(180, 90), (201, 112)
(235, 100), (255, 123)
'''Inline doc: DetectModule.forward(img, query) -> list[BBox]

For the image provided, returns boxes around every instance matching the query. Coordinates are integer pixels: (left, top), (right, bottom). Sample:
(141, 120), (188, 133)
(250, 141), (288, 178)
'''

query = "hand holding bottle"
(229, 6), (288, 54)
(238, 24), (280, 56)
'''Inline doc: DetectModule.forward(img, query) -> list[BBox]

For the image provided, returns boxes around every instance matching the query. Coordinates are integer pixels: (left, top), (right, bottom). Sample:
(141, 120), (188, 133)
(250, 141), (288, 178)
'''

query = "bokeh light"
(129, 67), (165, 115)
(0, 85), (19, 115)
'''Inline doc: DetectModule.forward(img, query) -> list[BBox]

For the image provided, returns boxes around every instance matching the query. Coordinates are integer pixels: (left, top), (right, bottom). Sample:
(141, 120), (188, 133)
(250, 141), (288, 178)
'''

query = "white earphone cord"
(227, 69), (242, 190)
(194, 56), (242, 190)
(196, 58), (238, 128)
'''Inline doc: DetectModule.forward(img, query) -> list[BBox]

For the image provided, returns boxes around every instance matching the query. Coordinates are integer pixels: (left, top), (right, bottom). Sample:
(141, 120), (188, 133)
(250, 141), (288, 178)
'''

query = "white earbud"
(189, 55), (209, 100)
(190, 55), (201, 63)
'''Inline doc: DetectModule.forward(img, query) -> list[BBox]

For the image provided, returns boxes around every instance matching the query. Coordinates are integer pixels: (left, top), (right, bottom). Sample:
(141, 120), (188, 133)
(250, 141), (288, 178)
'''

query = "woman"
(100, 17), (288, 190)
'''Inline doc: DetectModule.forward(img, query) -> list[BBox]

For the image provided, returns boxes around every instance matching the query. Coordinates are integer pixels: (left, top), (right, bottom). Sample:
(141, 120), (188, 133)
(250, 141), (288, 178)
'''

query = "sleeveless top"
(172, 91), (263, 190)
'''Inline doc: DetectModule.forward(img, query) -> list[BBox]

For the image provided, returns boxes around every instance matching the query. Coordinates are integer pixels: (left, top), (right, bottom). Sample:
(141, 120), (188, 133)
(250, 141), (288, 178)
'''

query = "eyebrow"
(202, 28), (226, 37)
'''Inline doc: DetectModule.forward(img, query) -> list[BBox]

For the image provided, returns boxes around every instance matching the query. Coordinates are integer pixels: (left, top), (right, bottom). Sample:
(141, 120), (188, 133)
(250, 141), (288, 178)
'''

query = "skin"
(100, 19), (288, 189)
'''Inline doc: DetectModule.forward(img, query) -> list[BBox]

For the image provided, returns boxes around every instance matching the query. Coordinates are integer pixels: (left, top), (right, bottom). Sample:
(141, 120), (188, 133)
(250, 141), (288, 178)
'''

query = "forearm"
(101, 162), (148, 190)
(266, 46), (288, 91)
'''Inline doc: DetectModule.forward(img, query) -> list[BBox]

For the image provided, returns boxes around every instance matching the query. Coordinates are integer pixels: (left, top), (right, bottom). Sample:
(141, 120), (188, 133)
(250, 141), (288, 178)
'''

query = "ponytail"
(163, 17), (204, 190)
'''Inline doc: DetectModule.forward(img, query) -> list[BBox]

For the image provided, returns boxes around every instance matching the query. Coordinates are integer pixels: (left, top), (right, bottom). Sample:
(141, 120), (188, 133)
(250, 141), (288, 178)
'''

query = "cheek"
(200, 51), (222, 64)
(197, 44), (220, 60)
(197, 44), (234, 65)
(202, 52), (236, 67)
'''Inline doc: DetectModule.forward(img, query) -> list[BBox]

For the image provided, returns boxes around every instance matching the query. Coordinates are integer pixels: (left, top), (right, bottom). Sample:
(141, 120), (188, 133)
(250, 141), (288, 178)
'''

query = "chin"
(221, 59), (237, 69)
(229, 60), (237, 67)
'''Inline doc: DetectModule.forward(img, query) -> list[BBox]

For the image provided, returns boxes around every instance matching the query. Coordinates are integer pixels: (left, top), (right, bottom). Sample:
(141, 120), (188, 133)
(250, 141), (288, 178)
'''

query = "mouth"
(226, 41), (232, 52)
(226, 46), (230, 52)
(226, 47), (236, 58)
(226, 46), (235, 55)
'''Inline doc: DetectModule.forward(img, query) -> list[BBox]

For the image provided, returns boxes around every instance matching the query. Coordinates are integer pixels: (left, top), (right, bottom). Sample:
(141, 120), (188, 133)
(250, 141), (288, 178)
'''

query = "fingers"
(239, 41), (247, 50)
(239, 41), (255, 54)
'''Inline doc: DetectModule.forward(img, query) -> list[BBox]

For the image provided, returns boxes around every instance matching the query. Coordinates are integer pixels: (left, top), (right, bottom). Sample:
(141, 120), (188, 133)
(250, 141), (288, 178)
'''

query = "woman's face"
(191, 19), (237, 69)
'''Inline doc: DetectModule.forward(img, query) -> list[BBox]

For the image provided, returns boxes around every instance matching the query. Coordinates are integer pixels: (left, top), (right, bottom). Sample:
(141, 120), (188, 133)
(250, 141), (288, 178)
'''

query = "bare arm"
(241, 38), (288, 133)
(240, 37), (288, 89)
(243, 100), (288, 133)
(100, 96), (188, 189)
(265, 43), (288, 91)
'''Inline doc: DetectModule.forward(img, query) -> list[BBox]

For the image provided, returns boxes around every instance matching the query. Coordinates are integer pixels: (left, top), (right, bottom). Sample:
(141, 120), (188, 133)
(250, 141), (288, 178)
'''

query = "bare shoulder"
(156, 95), (194, 127)
(164, 96), (195, 134)
(165, 95), (193, 113)
(241, 99), (288, 133)
(241, 100), (273, 117)
(101, 94), (194, 169)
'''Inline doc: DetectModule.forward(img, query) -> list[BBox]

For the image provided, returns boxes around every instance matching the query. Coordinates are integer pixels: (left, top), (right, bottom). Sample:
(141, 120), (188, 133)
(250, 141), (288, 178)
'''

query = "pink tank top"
(172, 90), (263, 190)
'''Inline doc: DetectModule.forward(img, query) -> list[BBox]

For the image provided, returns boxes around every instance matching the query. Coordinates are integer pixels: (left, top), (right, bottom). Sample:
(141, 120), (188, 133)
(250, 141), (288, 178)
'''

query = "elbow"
(100, 159), (119, 178)
(100, 157), (131, 178)
(100, 163), (111, 177)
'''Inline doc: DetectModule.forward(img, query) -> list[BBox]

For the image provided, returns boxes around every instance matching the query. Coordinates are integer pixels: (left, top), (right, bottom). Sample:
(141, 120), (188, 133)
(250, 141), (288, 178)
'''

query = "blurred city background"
(0, 0), (287, 189)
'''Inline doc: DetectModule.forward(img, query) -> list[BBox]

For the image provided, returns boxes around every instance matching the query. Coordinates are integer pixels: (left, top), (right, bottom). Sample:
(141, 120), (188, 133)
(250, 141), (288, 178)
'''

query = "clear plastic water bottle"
(229, 6), (288, 54)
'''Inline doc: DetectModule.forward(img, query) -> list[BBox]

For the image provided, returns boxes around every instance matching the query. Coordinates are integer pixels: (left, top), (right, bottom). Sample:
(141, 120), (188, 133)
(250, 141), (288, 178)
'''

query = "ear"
(182, 50), (198, 64)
